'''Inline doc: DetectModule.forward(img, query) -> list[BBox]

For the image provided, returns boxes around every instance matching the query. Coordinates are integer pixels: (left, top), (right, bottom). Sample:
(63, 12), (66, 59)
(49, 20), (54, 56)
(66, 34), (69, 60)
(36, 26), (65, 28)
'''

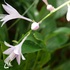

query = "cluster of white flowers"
(0, 0), (70, 69)
(0, 1), (39, 69)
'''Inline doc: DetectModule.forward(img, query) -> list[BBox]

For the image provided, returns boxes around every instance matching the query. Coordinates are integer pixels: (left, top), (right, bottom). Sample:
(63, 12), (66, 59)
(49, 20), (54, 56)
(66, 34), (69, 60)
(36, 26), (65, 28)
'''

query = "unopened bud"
(47, 4), (55, 11)
(31, 22), (39, 30)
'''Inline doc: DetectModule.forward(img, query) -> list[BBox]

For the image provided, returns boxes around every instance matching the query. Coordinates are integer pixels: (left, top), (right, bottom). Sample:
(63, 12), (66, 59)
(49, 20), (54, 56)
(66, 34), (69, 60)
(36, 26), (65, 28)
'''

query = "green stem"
(39, 0), (70, 23)
(18, 30), (32, 43)
(32, 51), (40, 70)
(7, 1), (35, 30)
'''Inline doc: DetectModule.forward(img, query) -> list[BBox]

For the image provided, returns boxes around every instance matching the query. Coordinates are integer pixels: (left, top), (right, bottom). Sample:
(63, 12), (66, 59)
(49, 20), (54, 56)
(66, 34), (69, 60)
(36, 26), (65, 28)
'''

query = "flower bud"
(31, 22), (39, 30)
(47, 4), (55, 11)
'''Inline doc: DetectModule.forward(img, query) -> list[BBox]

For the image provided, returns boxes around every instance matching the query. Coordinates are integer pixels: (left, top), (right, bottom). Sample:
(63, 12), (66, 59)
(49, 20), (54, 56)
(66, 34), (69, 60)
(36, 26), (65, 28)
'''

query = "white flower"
(3, 33), (30, 69)
(66, 4), (70, 21)
(0, 2), (32, 27)
(31, 22), (39, 30)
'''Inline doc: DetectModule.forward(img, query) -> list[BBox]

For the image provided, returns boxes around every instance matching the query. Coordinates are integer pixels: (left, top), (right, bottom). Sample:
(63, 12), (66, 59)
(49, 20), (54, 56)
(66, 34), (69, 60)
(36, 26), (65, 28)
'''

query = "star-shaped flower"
(0, 2), (32, 27)
(3, 33), (30, 69)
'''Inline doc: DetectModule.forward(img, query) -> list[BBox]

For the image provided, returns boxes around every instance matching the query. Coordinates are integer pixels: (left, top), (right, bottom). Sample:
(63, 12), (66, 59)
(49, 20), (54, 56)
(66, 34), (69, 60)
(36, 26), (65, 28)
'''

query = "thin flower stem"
(18, 30), (32, 43)
(39, 0), (70, 24)
(32, 51), (40, 70)
(13, 30), (31, 45)
(7, 1), (35, 30)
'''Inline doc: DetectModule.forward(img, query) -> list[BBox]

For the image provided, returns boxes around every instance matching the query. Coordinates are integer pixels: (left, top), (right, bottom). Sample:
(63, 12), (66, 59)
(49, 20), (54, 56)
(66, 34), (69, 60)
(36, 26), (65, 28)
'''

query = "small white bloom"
(3, 33), (30, 69)
(31, 22), (39, 30)
(47, 4), (55, 12)
(66, 4), (70, 21)
(0, 2), (32, 27)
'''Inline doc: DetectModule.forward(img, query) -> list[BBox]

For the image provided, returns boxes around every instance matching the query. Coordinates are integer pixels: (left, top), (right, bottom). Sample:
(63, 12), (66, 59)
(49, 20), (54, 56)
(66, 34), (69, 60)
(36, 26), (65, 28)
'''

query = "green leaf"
(40, 20), (57, 38)
(22, 41), (41, 54)
(38, 50), (51, 67)
(46, 34), (68, 52)
(54, 27), (70, 34)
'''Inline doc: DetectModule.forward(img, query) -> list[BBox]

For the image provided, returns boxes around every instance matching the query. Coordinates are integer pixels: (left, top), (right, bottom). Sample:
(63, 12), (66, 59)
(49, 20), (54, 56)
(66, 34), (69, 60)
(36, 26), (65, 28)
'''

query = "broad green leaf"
(54, 27), (70, 34)
(22, 41), (41, 54)
(38, 50), (51, 67)
(41, 20), (57, 37)
(46, 34), (68, 52)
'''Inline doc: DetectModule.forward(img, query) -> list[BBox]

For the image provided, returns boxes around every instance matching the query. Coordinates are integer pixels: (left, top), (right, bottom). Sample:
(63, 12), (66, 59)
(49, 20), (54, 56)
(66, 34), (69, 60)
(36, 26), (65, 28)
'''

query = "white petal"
(13, 44), (21, 55)
(1, 15), (13, 27)
(1, 15), (19, 27)
(16, 55), (21, 65)
(6, 3), (20, 15)
(3, 47), (14, 55)
(4, 56), (12, 67)
(2, 3), (20, 15)
(14, 48), (19, 55)
(21, 54), (25, 60)
(2, 4), (13, 14)
(66, 12), (70, 21)
(4, 41), (13, 48)
(8, 52), (16, 61)
(1, 15), (10, 21)
(1, 15), (18, 21)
